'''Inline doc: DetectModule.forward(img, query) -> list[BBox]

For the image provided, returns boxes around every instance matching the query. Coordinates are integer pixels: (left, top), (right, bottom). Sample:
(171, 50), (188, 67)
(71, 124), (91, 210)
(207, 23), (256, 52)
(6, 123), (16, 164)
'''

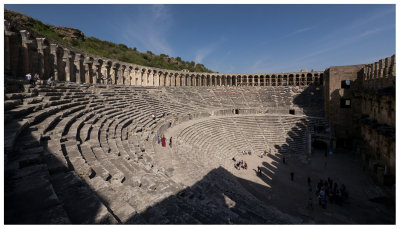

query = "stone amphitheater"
(4, 20), (396, 224)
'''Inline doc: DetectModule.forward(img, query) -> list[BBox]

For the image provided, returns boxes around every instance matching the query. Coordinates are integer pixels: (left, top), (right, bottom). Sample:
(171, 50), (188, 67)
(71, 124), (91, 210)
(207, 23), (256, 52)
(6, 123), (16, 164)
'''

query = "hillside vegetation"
(5, 9), (213, 73)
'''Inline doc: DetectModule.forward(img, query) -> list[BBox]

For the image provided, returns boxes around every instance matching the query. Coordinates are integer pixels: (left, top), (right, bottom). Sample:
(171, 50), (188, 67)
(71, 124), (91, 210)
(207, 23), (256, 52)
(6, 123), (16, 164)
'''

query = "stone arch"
(111, 62), (120, 85)
(283, 75), (288, 86)
(200, 75), (205, 86)
(83, 56), (94, 84)
(92, 58), (102, 84)
(259, 75), (264, 86)
(227, 75), (231, 86)
(266, 75), (270, 86)
(242, 75), (247, 86)
(190, 74), (194, 86)
(295, 74), (300, 86)
(277, 74), (282, 86)
(103, 60), (112, 84)
(301, 74), (306, 86)
(254, 75), (259, 86)
(248, 75), (253, 86)
(128, 66), (133, 85)
(289, 74), (294, 86)
(120, 64), (126, 85)
(307, 73), (313, 85)
(133, 66), (140, 86)
(166, 72), (172, 86)
(160, 71), (166, 86)
(206, 75), (210, 86)
(221, 75), (225, 86)
(314, 73), (319, 85)
(237, 75), (242, 86)
(271, 75), (276, 86)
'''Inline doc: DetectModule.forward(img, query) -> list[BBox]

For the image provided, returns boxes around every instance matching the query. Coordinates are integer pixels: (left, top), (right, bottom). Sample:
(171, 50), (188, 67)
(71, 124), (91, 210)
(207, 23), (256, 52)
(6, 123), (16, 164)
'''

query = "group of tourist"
(25, 73), (55, 86)
(232, 157), (247, 170)
(241, 150), (252, 156)
(312, 177), (349, 208)
(157, 135), (172, 148)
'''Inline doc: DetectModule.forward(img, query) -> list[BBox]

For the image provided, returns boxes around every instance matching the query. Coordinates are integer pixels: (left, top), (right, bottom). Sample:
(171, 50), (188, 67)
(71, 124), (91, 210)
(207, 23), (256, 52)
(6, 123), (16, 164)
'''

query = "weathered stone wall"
(4, 20), (323, 87)
(323, 55), (396, 184)
(323, 64), (364, 140)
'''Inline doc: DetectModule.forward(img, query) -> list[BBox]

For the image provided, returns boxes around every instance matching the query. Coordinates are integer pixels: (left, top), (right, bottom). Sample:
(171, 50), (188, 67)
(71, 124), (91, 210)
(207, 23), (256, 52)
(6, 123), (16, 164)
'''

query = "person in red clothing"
(244, 162), (248, 170)
(161, 135), (166, 147)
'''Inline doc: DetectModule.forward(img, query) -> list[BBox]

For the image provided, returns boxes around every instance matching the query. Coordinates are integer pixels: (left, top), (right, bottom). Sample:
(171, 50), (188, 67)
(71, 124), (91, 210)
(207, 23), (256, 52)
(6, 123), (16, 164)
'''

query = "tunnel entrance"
(312, 139), (328, 156)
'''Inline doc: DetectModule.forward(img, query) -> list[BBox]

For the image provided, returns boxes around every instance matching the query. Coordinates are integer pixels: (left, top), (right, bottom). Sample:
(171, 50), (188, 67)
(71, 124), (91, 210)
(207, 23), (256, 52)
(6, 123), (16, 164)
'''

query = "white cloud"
(118, 5), (174, 55)
(194, 37), (226, 64)
(284, 26), (315, 38)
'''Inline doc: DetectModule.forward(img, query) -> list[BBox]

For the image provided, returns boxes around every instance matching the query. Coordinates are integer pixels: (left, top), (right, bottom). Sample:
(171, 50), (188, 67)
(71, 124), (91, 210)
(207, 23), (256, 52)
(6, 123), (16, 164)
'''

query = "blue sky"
(4, 4), (396, 73)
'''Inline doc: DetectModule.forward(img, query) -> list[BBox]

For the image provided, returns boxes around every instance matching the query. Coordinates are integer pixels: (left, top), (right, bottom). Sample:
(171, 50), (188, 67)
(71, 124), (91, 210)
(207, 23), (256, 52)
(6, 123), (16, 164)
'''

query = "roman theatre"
(4, 20), (396, 224)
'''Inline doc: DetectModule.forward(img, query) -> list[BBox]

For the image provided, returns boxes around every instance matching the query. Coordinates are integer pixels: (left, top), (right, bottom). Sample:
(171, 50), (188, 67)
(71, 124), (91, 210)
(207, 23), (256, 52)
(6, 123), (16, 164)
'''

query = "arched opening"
(271, 75), (276, 86)
(314, 73), (319, 85)
(312, 139), (329, 156)
(242, 76), (247, 86)
(254, 75), (259, 86)
(307, 73), (312, 85)
(277, 75), (282, 86)
(248, 75), (253, 86)
(266, 75), (270, 86)
(289, 74), (294, 86)
(260, 75), (264, 86)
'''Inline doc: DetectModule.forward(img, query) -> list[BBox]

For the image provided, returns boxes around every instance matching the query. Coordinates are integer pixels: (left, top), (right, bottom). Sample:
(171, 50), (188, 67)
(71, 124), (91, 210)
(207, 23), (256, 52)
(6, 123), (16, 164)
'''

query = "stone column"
(175, 74), (180, 86)
(74, 53), (82, 84)
(111, 63), (119, 85)
(153, 72), (159, 86)
(131, 69), (136, 86)
(127, 67), (132, 85)
(165, 72), (169, 86)
(49, 44), (59, 81)
(147, 70), (154, 86)
(136, 69), (142, 86)
(4, 20), (16, 76)
(35, 38), (47, 78)
(133, 69), (141, 86)
(119, 65), (126, 85)
(103, 61), (110, 84)
(172, 73), (177, 86)
(62, 48), (71, 82)
(84, 58), (93, 84)
(20, 30), (33, 75)
(159, 72), (165, 86)
(93, 63), (100, 84)
(123, 66), (128, 85)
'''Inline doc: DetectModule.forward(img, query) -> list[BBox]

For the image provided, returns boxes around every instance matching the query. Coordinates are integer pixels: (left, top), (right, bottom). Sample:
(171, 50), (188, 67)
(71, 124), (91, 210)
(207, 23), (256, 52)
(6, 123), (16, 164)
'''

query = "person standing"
(161, 135), (166, 147)
(26, 73), (32, 82)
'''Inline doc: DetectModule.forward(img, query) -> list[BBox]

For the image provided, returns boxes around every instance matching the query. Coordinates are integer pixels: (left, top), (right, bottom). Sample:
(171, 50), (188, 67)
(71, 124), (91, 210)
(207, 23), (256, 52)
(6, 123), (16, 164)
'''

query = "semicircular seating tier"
(4, 79), (328, 224)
